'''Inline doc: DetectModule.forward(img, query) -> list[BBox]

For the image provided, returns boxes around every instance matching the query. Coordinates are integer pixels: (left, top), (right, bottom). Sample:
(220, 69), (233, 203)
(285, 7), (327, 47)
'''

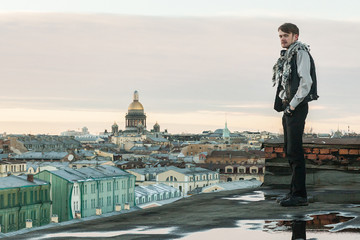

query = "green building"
(0, 174), (51, 233)
(35, 165), (135, 222)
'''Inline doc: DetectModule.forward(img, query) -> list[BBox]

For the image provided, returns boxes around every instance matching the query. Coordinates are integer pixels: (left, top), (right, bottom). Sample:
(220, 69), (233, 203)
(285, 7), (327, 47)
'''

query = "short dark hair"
(278, 23), (299, 35)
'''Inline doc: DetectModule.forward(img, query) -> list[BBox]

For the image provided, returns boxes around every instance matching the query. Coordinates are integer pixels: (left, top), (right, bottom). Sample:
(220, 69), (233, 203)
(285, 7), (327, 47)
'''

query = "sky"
(0, 1), (360, 135)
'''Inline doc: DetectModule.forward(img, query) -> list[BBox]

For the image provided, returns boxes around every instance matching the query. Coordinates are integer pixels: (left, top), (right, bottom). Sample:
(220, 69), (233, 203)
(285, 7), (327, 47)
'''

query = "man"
(272, 23), (318, 207)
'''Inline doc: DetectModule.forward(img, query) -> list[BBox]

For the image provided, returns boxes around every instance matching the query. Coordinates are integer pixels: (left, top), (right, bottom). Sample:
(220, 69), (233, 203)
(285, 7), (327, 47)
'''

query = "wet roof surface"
(5, 185), (360, 239)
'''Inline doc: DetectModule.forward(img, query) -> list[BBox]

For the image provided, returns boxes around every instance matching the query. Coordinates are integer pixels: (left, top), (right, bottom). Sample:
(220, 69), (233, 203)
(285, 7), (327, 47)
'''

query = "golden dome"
(128, 101), (144, 111)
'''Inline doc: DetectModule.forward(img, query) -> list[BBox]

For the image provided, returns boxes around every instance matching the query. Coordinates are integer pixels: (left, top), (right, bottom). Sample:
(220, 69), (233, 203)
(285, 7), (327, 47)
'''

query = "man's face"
(278, 30), (298, 49)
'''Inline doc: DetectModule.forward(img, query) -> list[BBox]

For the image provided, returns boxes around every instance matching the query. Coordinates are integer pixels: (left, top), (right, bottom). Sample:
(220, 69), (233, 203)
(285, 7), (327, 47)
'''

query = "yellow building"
(0, 161), (27, 177)
(127, 166), (219, 195)
(156, 166), (219, 195)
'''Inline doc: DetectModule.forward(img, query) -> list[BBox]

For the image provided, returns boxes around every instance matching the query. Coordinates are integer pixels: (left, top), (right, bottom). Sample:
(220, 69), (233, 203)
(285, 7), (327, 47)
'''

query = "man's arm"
(289, 50), (313, 109)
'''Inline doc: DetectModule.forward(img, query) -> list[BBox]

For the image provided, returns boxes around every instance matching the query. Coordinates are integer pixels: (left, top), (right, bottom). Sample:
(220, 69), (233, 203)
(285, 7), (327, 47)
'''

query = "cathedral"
(125, 90), (147, 133)
(111, 90), (163, 136)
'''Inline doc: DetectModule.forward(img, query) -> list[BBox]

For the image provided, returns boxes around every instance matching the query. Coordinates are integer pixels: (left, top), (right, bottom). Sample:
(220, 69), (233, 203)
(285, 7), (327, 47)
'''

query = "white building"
(135, 184), (181, 208)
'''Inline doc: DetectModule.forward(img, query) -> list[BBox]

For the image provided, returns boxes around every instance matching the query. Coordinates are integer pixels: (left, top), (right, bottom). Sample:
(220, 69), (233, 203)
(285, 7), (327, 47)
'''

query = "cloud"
(218, 104), (270, 109)
(0, 13), (359, 134)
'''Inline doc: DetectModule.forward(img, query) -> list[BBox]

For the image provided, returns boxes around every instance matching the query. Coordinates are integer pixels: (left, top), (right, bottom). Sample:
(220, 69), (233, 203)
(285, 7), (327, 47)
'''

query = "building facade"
(156, 166), (220, 195)
(0, 175), (51, 233)
(223, 163), (265, 182)
(135, 184), (181, 207)
(0, 161), (27, 177)
(128, 166), (219, 195)
(35, 165), (136, 222)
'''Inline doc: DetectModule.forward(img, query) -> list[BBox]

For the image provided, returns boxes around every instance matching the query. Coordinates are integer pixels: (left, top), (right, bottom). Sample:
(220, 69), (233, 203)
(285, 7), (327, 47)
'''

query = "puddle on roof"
(222, 190), (265, 203)
(181, 212), (360, 240)
(33, 226), (178, 240)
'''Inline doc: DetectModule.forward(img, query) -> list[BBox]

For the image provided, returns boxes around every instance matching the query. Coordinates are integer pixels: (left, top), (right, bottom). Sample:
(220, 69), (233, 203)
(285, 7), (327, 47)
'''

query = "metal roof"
(12, 151), (68, 159)
(135, 184), (179, 198)
(0, 175), (49, 189)
(44, 165), (133, 183)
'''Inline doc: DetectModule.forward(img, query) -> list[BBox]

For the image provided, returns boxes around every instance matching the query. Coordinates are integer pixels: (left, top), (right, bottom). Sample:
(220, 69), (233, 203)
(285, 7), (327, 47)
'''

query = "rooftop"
(43, 165), (133, 183)
(264, 137), (360, 147)
(0, 174), (49, 189)
(135, 184), (179, 197)
(6, 185), (360, 239)
(12, 151), (69, 159)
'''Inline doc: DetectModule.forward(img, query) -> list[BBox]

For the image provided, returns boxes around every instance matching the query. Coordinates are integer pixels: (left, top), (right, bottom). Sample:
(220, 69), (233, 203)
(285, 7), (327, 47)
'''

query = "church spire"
(133, 90), (139, 101)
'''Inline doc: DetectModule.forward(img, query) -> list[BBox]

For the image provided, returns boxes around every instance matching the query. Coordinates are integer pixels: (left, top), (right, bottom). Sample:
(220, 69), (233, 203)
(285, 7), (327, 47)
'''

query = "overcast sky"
(0, 1), (359, 135)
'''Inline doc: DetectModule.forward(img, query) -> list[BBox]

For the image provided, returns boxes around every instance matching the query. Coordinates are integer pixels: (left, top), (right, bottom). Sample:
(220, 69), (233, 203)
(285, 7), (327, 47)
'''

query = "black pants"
(282, 103), (308, 198)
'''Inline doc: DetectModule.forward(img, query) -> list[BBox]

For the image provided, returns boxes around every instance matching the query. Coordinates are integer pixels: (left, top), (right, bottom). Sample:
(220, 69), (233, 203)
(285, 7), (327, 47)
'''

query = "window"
(9, 214), (15, 224)
(31, 210), (36, 220)
(12, 193), (15, 206)
(99, 198), (103, 207)
(18, 192), (22, 205)
(30, 191), (34, 203)
(84, 185), (87, 194)
(35, 191), (38, 202)
(45, 189), (48, 201)
(107, 196), (111, 206)
(107, 182), (111, 191)
(24, 192), (27, 204)
(18, 212), (24, 223)
(8, 194), (11, 207)
(84, 200), (87, 209)
(166, 176), (178, 182)
(0, 195), (3, 208)
(91, 199), (95, 208)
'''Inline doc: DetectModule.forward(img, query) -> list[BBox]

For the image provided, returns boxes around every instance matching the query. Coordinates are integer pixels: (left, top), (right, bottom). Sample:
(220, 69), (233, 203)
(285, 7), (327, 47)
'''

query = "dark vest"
(274, 51), (318, 112)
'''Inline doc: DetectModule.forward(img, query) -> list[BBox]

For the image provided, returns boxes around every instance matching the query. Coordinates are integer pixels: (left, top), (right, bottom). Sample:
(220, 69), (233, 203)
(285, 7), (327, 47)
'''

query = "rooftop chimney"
(27, 174), (34, 182)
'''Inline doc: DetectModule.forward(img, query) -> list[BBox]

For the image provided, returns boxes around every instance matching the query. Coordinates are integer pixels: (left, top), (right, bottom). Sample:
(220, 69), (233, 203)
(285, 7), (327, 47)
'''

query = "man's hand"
(284, 106), (295, 117)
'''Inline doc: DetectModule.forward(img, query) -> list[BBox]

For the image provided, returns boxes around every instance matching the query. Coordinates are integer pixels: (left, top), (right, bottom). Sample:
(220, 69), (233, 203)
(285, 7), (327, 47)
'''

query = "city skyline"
(1, 1), (359, 135)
